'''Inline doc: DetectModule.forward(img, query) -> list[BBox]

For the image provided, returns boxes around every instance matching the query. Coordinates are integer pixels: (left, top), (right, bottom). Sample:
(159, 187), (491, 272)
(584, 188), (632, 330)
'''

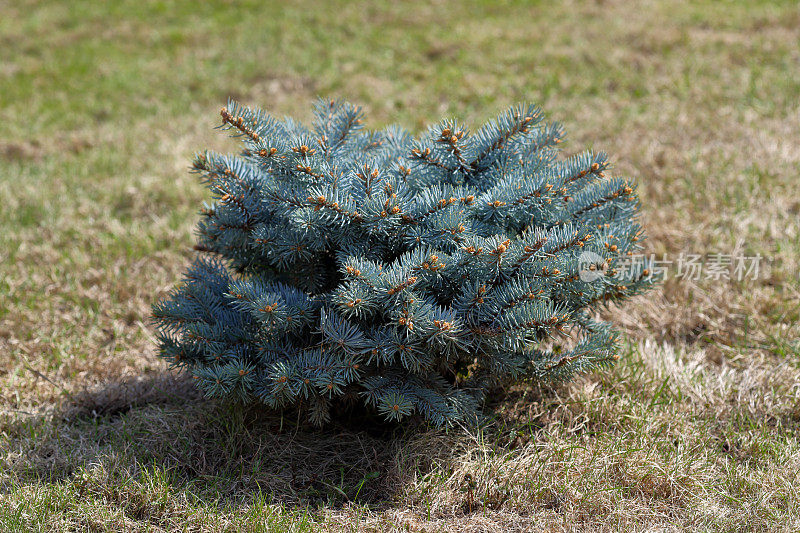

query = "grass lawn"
(1, 0), (799, 530)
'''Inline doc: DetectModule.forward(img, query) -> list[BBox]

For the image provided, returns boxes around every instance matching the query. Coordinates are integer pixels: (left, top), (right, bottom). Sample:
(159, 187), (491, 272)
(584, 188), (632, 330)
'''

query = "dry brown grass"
(1, 0), (799, 530)
(5, 341), (797, 531)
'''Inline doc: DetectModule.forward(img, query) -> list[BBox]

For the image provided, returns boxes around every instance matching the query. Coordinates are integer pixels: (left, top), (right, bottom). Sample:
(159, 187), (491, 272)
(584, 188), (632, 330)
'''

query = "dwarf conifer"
(152, 99), (655, 426)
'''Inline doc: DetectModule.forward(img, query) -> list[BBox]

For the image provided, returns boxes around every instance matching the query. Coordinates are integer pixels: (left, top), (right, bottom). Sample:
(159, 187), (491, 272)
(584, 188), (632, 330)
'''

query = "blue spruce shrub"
(153, 99), (656, 426)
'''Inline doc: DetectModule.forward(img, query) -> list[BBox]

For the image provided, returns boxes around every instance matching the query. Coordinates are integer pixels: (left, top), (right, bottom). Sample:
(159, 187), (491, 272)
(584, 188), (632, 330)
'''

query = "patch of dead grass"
(2, 341), (798, 531)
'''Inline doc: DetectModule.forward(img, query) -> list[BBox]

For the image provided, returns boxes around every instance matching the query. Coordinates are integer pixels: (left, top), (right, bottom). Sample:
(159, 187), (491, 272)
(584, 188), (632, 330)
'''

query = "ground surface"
(1, 0), (799, 531)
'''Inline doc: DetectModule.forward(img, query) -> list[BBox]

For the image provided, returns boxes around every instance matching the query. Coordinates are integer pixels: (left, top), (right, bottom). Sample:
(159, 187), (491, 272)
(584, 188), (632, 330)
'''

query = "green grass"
(2, 0), (799, 530)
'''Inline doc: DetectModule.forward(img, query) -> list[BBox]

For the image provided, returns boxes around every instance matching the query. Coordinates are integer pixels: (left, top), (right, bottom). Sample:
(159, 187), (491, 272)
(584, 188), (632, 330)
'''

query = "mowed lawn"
(1, 0), (799, 531)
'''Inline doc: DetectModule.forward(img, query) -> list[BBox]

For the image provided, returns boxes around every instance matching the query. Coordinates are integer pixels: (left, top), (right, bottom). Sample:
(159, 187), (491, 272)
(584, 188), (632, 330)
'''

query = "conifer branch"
(220, 107), (262, 144)
(410, 147), (454, 171)
(307, 194), (364, 222)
